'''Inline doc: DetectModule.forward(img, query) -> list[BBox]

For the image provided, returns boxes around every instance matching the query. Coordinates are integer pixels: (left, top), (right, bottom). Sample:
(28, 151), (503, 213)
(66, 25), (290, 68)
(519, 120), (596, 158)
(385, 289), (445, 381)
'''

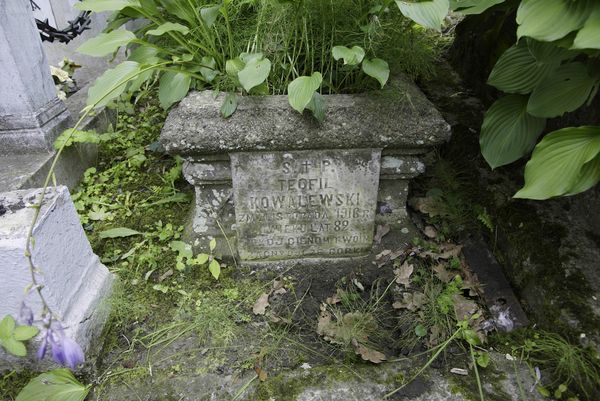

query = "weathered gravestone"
(0, 186), (114, 370)
(160, 77), (449, 265)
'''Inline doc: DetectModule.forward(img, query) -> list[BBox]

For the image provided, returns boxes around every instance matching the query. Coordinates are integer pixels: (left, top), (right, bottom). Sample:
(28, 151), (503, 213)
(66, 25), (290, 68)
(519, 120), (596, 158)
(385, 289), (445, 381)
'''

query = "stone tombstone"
(231, 149), (380, 261)
(160, 76), (450, 265)
(0, 186), (113, 369)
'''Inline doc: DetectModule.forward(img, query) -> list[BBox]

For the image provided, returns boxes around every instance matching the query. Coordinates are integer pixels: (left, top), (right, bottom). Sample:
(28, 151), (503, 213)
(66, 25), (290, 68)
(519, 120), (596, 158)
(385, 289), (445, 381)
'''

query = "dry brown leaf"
(352, 339), (386, 364)
(374, 224), (390, 244)
(253, 293), (270, 315)
(394, 261), (414, 287)
(392, 292), (426, 311)
(423, 225), (437, 239)
(409, 197), (441, 216)
(273, 287), (287, 295)
(158, 269), (174, 282)
(326, 290), (342, 305)
(452, 294), (478, 321)
(254, 366), (268, 381)
(433, 264), (457, 283)
(438, 244), (463, 259)
(317, 304), (332, 336)
(272, 279), (284, 291)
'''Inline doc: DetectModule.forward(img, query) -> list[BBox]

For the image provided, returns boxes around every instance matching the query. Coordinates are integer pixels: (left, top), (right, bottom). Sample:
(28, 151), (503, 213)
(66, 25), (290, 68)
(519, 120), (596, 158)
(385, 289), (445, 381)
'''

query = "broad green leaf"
(99, 227), (142, 239)
(200, 5), (221, 28)
(75, 0), (140, 12)
(567, 152), (600, 195)
(287, 72), (323, 114)
(15, 369), (90, 401)
(480, 95), (546, 168)
(159, 71), (191, 109)
(200, 56), (218, 82)
(528, 62), (596, 118)
(220, 92), (238, 118)
(159, 0), (196, 25)
(128, 45), (160, 64)
(170, 241), (193, 259)
(332, 46), (365, 66)
(239, 52), (264, 64)
(209, 238), (217, 251)
(396, 0), (449, 32)
(415, 324), (427, 337)
(451, 0), (505, 15)
(195, 253), (210, 265)
(76, 29), (135, 57)
(209, 259), (221, 280)
(476, 352), (491, 368)
(487, 41), (559, 94)
(87, 61), (142, 109)
(573, 8), (600, 50)
(515, 126), (600, 199)
(306, 92), (326, 122)
(13, 326), (39, 341)
(54, 130), (99, 150)
(147, 22), (189, 36)
(1, 337), (26, 357)
(527, 38), (573, 63)
(0, 315), (16, 338)
(516, 0), (592, 42)
(226, 58), (245, 78)
(238, 56), (271, 92)
(362, 58), (390, 88)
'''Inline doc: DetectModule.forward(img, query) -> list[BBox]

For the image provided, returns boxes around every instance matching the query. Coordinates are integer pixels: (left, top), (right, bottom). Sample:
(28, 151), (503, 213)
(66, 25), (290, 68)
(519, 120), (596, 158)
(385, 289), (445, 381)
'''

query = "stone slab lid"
(160, 76), (450, 156)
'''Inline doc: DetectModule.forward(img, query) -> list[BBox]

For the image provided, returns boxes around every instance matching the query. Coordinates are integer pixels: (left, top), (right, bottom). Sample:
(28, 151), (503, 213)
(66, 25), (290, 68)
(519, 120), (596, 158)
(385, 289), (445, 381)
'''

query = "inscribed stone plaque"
(231, 149), (381, 261)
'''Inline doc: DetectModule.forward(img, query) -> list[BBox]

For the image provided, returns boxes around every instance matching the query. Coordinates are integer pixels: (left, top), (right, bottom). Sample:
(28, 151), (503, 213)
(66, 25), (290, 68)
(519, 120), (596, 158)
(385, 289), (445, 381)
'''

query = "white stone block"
(0, 186), (113, 369)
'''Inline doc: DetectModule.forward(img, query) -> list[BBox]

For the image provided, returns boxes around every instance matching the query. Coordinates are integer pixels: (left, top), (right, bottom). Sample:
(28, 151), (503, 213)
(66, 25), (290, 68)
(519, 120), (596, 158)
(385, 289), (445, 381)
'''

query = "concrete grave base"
(0, 186), (114, 371)
(161, 76), (450, 266)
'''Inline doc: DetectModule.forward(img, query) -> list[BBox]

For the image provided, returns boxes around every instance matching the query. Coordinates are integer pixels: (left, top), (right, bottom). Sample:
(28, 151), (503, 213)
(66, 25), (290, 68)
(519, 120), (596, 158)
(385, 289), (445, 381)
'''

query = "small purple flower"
(37, 321), (85, 369)
(18, 302), (34, 326)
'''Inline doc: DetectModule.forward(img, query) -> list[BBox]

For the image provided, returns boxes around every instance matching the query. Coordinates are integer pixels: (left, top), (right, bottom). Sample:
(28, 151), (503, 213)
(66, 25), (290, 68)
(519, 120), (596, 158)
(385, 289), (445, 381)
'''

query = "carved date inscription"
(231, 149), (381, 261)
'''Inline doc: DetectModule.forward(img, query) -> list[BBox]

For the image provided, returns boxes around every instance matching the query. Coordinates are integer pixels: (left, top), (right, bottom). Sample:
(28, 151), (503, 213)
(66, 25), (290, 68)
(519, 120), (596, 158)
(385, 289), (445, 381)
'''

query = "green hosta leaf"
(75, 0), (140, 12)
(147, 22), (189, 36)
(451, 0), (505, 15)
(13, 326), (39, 341)
(159, 71), (191, 109)
(226, 58), (245, 79)
(128, 45), (160, 65)
(76, 29), (135, 57)
(220, 92), (238, 118)
(53, 130), (99, 150)
(1, 337), (26, 357)
(200, 5), (221, 28)
(99, 227), (142, 239)
(332, 46), (365, 66)
(15, 369), (90, 401)
(516, 0), (592, 42)
(159, 0), (195, 25)
(287, 72), (323, 114)
(238, 56), (271, 92)
(480, 95), (546, 168)
(515, 126), (600, 199)
(0, 316), (15, 339)
(573, 8), (600, 49)
(568, 152), (600, 195)
(527, 62), (596, 118)
(209, 259), (221, 280)
(200, 56), (218, 83)
(487, 41), (560, 94)
(362, 58), (390, 88)
(527, 38), (573, 63)
(306, 92), (326, 123)
(396, 0), (449, 32)
(87, 61), (142, 109)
